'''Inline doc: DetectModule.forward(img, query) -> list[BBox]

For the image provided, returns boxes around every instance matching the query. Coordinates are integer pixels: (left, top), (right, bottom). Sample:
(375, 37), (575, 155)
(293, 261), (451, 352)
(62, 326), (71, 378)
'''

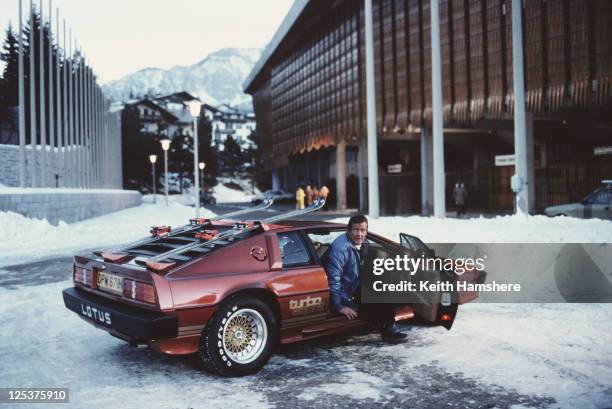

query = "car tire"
(198, 295), (278, 377)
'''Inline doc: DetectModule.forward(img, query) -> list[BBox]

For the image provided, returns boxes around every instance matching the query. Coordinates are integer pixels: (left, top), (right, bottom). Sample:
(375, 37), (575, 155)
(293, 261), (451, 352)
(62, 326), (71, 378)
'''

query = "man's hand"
(339, 307), (358, 320)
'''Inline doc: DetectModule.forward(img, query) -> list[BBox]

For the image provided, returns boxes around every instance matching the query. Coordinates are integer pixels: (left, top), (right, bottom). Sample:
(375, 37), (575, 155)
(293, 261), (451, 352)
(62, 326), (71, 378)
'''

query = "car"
(62, 198), (484, 377)
(251, 189), (293, 204)
(200, 189), (217, 205)
(544, 181), (612, 220)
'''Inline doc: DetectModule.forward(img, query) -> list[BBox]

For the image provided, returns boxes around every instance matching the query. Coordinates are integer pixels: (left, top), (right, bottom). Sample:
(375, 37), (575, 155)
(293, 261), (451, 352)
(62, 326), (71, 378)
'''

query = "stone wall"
(0, 144), (93, 188)
(0, 189), (141, 225)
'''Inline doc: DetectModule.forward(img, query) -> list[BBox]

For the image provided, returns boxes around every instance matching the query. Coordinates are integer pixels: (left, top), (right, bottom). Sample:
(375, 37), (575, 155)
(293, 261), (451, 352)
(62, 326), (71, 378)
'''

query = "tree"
(0, 24), (19, 106)
(169, 128), (193, 193)
(169, 113), (220, 192)
(121, 105), (160, 191)
(0, 10), (64, 145)
(0, 25), (19, 141)
(197, 113), (219, 187)
(245, 130), (270, 191)
(221, 135), (243, 173)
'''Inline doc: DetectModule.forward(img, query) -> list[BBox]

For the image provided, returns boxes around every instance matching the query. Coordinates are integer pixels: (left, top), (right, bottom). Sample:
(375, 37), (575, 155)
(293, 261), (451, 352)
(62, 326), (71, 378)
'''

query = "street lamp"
(149, 154), (157, 204)
(188, 99), (202, 217)
(199, 162), (205, 205)
(160, 139), (171, 206)
(251, 157), (255, 195)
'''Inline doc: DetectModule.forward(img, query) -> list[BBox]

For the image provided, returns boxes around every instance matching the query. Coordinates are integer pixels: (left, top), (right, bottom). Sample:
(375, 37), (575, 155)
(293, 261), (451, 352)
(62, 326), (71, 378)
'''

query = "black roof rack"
(147, 196), (327, 265)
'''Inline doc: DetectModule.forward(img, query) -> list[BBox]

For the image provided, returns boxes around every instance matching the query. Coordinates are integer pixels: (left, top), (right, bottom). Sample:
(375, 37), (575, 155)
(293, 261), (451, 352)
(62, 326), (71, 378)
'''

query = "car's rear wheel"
(198, 295), (277, 376)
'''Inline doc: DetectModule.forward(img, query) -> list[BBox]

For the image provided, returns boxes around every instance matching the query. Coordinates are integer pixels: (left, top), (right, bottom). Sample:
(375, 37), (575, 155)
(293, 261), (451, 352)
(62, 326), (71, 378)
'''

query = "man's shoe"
(381, 323), (408, 344)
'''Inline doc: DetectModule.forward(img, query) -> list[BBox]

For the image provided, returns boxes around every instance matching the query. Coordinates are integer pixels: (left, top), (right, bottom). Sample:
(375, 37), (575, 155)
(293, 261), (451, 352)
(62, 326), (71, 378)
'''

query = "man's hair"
(347, 214), (368, 230)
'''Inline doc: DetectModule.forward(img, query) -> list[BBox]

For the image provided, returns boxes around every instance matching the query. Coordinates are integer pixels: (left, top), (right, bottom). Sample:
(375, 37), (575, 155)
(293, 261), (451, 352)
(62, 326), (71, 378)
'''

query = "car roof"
(264, 220), (345, 231)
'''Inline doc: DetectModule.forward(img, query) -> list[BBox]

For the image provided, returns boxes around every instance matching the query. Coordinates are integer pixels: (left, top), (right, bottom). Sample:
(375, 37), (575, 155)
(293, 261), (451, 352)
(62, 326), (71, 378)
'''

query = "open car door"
(399, 233), (458, 330)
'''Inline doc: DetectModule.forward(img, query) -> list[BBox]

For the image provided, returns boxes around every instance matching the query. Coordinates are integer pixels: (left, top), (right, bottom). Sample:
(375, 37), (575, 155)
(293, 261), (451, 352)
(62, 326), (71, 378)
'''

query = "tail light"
(123, 279), (157, 304)
(440, 313), (453, 322)
(74, 266), (92, 286)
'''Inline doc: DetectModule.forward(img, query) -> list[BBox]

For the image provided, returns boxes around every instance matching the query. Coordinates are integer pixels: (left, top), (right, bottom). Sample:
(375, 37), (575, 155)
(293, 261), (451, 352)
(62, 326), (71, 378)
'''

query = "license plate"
(97, 271), (123, 294)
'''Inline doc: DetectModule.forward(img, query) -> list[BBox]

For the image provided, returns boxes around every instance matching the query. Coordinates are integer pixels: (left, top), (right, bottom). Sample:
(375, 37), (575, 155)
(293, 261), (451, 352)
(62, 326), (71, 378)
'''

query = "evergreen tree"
(0, 24), (19, 106)
(121, 105), (160, 190)
(197, 113), (219, 187)
(245, 130), (270, 191)
(222, 135), (243, 173)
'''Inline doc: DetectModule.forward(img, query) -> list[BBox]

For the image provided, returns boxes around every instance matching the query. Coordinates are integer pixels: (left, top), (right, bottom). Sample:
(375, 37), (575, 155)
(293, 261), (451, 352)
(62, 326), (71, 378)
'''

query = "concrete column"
(526, 112), (535, 212)
(364, 0), (380, 218)
(358, 137), (366, 211)
(431, 0), (446, 218)
(420, 127), (434, 216)
(39, 0), (47, 187)
(336, 139), (347, 210)
(272, 169), (280, 191)
(55, 9), (62, 187)
(29, 0), (37, 187)
(48, 0), (55, 187)
(18, 0), (26, 187)
(511, 0), (530, 214)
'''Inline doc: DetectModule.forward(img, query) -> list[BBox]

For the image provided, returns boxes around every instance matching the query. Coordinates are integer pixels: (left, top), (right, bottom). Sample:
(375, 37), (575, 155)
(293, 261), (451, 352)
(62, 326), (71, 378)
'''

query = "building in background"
(125, 99), (179, 136)
(207, 104), (256, 151)
(244, 0), (612, 214)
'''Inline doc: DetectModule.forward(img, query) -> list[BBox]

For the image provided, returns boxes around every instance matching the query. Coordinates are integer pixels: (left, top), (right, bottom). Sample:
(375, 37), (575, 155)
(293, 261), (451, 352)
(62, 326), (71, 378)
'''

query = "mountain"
(102, 47), (262, 110)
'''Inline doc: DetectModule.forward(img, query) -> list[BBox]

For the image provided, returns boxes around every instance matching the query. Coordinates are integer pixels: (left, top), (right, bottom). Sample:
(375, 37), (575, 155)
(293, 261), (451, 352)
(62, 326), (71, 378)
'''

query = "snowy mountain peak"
(102, 47), (262, 110)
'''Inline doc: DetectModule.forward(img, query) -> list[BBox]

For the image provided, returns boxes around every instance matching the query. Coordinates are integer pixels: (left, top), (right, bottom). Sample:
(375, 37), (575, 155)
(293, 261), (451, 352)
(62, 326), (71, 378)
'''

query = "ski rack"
(148, 196), (327, 264)
(113, 196), (274, 253)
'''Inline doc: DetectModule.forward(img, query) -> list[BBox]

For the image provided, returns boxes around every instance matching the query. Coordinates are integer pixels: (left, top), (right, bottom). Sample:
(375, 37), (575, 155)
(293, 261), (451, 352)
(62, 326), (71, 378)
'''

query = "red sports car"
(62, 198), (483, 376)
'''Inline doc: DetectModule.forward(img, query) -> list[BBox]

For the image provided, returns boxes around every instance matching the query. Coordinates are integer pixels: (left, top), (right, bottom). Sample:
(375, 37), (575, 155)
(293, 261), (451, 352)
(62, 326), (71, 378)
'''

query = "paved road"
(206, 202), (357, 222)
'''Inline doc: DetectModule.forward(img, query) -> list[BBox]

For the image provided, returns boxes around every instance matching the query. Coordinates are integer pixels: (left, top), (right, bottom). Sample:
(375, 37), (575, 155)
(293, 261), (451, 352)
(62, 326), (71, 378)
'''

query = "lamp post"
(188, 100), (202, 217)
(149, 154), (157, 204)
(199, 162), (205, 205)
(251, 157), (255, 195)
(160, 139), (171, 206)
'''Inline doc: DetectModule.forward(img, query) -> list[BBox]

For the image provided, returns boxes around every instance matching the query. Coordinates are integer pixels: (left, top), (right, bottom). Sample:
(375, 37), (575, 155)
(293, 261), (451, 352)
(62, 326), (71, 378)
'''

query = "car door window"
(594, 190), (612, 205)
(277, 232), (312, 267)
(306, 230), (346, 260)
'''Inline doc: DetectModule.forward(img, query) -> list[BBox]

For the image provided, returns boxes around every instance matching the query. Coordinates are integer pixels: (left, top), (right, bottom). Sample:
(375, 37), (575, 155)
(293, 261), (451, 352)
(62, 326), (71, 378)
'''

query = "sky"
(0, 0), (294, 84)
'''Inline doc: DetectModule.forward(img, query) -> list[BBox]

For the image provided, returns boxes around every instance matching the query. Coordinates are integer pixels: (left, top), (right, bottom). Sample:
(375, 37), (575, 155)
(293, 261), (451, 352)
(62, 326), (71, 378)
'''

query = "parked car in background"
(251, 189), (293, 204)
(200, 189), (217, 205)
(159, 173), (192, 194)
(544, 181), (612, 220)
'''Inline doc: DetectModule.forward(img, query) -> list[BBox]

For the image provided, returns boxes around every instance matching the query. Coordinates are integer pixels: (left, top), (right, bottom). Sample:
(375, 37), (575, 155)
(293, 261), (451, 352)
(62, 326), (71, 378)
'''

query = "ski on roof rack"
(111, 196), (274, 254)
(148, 196), (326, 264)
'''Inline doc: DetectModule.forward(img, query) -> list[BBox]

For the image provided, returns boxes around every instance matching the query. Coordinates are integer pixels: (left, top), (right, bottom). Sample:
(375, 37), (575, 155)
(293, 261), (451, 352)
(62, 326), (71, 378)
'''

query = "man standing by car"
(325, 215), (408, 343)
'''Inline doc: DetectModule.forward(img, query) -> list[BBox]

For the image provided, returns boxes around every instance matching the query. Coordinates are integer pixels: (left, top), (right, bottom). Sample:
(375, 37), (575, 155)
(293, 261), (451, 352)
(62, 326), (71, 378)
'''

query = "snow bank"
(0, 197), (216, 267)
(331, 214), (612, 243)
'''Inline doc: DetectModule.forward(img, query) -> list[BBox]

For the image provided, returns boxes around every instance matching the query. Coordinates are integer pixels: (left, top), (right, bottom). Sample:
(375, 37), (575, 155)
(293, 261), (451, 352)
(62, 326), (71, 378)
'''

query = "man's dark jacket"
(325, 232), (368, 312)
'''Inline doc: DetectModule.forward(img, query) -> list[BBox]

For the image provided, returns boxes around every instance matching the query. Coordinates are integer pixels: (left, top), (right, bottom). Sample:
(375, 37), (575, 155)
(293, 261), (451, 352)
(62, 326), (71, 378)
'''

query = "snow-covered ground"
(0, 197), (611, 407)
(0, 277), (609, 409)
(213, 176), (261, 203)
(0, 195), (217, 268)
(331, 214), (612, 243)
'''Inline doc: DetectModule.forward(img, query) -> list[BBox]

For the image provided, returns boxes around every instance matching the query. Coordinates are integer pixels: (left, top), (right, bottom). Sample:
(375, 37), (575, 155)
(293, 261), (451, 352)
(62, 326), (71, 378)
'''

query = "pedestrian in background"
(296, 186), (305, 210)
(453, 182), (468, 217)
(306, 185), (314, 206)
(319, 185), (330, 211)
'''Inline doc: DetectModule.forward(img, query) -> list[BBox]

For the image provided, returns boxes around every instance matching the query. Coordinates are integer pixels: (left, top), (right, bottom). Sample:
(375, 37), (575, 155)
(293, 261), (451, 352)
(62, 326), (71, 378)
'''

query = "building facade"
(207, 104), (256, 151)
(244, 0), (612, 214)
